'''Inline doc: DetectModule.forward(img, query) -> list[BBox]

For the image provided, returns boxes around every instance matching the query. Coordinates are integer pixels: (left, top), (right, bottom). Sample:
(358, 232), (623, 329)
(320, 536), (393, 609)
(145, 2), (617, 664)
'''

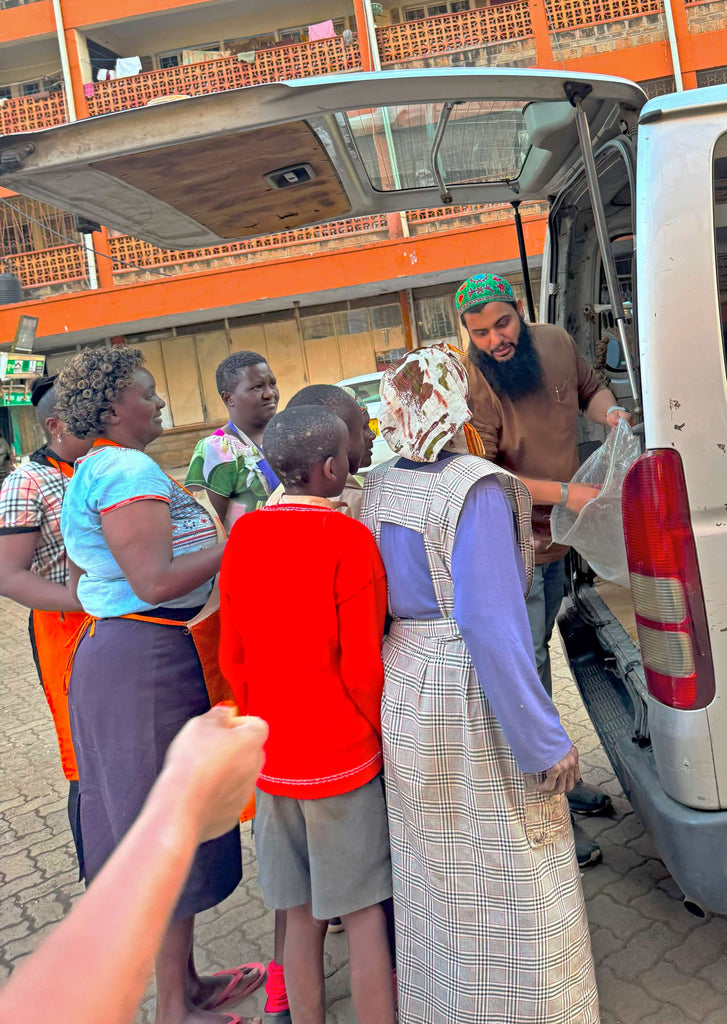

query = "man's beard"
(468, 319), (544, 401)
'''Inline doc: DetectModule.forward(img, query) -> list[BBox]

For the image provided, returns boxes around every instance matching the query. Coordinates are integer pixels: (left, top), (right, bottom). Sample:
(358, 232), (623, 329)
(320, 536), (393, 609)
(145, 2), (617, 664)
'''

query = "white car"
(336, 371), (391, 472)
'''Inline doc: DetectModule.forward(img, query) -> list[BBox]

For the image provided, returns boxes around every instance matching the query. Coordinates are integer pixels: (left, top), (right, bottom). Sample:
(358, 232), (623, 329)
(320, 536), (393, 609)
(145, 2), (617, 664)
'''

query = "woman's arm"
(451, 478), (575, 777)
(0, 533), (82, 612)
(101, 500), (224, 606)
(199, 488), (229, 524)
(0, 705), (268, 1024)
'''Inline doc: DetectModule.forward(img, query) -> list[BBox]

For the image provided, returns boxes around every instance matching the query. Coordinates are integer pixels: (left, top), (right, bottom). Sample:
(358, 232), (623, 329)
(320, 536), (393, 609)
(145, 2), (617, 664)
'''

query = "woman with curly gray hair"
(57, 345), (266, 1024)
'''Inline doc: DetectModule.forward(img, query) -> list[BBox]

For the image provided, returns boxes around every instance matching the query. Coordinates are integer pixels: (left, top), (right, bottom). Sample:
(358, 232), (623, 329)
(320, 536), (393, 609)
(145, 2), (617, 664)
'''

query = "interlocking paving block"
(1, 599), (727, 1023)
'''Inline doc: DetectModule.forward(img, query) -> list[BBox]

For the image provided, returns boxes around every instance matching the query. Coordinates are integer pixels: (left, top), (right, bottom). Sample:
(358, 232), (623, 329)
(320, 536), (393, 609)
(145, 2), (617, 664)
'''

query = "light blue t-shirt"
(61, 445), (217, 617)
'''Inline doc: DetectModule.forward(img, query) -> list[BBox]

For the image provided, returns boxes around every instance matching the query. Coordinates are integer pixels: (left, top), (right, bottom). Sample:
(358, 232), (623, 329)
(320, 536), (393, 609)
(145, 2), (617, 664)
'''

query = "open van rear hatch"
(0, 69), (645, 251)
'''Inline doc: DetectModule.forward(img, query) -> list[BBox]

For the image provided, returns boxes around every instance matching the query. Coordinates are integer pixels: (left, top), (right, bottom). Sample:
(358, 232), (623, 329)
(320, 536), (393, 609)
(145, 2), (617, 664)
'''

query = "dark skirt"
(68, 606), (242, 919)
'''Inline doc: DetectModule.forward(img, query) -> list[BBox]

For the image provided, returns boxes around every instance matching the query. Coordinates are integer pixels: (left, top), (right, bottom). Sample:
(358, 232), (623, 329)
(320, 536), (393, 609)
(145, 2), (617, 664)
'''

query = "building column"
(399, 290), (417, 350)
(352, 1), (403, 239)
(352, 0), (376, 72)
(65, 28), (91, 118)
(57, 14), (117, 288)
(668, 0), (696, 89)
(528, 0), (557, 69)
(92, 229), (116, 291)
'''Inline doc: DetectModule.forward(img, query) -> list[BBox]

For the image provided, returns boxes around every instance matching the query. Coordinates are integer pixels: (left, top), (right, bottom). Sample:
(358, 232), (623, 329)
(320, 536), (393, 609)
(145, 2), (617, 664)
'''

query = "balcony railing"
(3, 243), (88, 291)
(5, 204), (546, 295)
(0, 91), (68, 134)
(2, 0), (673, 130)
(378, 2), (532, 62)
(86, 35), (361, 117)
(108, 215), (389, 278)
(547, 0), (662, 30)
(86, 4), (538, 117)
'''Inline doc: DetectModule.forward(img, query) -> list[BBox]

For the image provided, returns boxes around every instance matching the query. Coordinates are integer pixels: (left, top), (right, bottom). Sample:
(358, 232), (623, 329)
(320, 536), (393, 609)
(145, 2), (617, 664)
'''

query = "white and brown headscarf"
(379, 344), (485, 462)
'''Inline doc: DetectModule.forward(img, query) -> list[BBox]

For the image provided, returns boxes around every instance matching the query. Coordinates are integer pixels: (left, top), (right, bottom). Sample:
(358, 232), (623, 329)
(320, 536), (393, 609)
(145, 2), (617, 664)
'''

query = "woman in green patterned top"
(185, 351), (280, 533)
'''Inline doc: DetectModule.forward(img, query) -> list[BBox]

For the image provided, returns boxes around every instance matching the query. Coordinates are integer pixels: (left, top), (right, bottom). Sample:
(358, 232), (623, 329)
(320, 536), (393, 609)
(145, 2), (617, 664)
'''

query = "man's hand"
(538, 744), (580, 795)
(565, 483), (601, 515)
(605, 407), (634, 429)
(162, 704), (268, 842)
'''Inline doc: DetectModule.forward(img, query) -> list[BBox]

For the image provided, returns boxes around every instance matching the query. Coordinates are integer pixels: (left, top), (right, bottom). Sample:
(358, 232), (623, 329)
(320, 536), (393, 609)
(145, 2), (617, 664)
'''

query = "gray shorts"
(254, 775), (392, 921)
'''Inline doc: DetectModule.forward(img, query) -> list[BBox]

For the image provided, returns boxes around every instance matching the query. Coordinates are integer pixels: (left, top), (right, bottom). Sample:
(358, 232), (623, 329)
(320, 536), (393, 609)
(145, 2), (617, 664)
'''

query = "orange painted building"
(0, 0), (725, 460)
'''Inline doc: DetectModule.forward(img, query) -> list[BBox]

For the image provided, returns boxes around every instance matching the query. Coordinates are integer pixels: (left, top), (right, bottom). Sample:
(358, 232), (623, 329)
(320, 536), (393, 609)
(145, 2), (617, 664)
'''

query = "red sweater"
(219, 503), (387, 799)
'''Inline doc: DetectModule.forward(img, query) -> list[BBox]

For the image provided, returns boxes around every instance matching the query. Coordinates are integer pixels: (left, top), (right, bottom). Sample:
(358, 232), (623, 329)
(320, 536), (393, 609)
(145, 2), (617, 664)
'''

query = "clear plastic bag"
(550, 418), (640, 588)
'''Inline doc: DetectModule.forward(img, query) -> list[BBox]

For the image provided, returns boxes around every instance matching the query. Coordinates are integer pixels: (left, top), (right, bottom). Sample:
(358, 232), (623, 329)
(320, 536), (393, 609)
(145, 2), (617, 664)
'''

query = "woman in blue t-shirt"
(57, 345), (265, 1024)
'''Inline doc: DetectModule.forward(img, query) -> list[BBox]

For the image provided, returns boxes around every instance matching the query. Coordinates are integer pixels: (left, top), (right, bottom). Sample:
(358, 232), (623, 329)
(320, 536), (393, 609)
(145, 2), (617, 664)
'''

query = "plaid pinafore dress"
(362, 455), (598, 1024)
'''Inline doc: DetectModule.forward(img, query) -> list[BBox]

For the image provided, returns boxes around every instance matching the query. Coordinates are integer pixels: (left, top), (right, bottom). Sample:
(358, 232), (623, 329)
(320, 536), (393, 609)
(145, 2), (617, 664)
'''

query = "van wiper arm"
(565, 82), (641, 414)
(431, 101), (456, 205)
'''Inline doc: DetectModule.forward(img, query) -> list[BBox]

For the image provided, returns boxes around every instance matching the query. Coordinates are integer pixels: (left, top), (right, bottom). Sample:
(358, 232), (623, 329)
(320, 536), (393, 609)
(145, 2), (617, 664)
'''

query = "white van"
(2, 69), (726, 914)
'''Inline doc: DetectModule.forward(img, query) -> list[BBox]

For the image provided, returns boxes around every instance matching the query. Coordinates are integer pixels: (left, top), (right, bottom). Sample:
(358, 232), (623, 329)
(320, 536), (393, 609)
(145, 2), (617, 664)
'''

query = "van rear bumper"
(558, 595), (727, 915)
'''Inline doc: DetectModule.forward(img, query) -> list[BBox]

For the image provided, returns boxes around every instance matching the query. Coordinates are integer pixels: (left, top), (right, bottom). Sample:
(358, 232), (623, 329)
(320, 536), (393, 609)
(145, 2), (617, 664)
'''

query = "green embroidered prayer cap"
(455, 274), (516, 316)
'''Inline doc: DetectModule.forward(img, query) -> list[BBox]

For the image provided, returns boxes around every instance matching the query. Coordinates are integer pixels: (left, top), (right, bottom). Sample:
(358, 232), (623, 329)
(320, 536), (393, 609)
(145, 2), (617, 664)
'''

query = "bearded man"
(460, 273), (631, 866)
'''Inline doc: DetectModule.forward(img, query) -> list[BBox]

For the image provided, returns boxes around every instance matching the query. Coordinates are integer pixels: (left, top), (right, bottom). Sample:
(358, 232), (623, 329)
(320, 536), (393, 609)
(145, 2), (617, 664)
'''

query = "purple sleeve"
(451, 477), (572, 774)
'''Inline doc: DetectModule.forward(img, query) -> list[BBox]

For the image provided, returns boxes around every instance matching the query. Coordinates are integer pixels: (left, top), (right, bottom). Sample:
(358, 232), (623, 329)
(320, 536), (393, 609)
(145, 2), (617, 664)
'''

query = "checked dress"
(361, 454), (598, 1024)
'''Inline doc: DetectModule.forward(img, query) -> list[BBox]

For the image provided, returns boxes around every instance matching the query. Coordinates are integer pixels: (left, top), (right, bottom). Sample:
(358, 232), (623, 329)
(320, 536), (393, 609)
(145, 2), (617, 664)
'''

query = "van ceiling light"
(265, 164), (316, 189)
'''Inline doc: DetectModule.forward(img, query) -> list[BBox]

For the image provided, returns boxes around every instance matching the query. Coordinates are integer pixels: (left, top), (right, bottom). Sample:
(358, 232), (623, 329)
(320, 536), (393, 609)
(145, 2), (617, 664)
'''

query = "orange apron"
(31, 608), (87, 782)
(66, 597), (256, 824)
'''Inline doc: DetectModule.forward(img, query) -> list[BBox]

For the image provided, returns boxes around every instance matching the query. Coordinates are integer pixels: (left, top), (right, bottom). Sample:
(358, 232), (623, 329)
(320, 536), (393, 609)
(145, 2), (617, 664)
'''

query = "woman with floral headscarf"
(360, 345), (597, 1024)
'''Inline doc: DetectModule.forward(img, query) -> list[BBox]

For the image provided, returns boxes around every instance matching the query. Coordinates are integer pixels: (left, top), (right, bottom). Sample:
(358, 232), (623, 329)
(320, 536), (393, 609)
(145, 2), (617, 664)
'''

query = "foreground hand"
(565, 482), (601, 515)
(163, 705), (268, 842)
(538, 744), (580, 795)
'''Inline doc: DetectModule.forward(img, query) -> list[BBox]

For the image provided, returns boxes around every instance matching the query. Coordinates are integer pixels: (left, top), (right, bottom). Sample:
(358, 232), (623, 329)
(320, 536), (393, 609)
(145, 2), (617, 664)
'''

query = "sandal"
(203, 962), (266, 1011)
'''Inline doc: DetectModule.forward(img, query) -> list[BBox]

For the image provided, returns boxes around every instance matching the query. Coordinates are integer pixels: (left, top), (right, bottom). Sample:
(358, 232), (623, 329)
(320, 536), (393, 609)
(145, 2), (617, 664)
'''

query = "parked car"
(3, 69), (727, 914)
(336, 371), (390, 472)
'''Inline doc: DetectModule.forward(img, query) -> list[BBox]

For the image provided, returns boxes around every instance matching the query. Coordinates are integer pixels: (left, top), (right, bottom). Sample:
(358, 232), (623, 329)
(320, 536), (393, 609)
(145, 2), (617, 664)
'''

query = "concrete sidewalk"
(1, 594), (726, 1023)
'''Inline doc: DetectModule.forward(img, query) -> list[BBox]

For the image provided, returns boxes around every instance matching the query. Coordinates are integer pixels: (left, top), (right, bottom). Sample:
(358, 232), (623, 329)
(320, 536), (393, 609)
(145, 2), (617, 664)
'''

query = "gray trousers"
(525, 559), (566, 698)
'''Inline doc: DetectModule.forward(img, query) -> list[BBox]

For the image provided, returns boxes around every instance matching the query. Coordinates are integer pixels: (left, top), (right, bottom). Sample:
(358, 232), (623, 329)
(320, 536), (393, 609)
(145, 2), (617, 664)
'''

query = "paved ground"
(2, 594), (727, 1023)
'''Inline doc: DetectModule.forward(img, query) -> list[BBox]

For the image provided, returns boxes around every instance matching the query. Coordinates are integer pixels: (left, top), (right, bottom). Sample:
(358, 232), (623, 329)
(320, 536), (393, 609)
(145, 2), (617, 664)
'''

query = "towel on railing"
(308, 20), (336, 40)
(237, 51), (257, 63)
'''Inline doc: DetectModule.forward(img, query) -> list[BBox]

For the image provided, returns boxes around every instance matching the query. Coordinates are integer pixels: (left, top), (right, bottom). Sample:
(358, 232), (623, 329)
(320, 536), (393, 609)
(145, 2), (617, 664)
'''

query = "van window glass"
(346, 101), (529, 191)
(714, 134), (727, 362)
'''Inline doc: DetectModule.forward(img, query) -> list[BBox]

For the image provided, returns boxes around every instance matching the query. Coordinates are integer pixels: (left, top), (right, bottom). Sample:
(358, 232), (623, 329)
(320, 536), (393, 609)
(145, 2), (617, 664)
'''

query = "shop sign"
(0, 354), (46, 378)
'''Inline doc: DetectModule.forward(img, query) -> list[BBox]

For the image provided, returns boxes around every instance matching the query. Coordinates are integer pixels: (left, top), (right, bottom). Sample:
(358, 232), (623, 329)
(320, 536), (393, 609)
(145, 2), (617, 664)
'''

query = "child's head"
(263, 406), (349, 498)
(286, 384), (366, 475)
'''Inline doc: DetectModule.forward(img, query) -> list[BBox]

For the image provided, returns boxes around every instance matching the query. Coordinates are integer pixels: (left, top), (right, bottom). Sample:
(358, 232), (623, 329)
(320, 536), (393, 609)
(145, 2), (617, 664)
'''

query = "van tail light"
(622, 449), (715, 710)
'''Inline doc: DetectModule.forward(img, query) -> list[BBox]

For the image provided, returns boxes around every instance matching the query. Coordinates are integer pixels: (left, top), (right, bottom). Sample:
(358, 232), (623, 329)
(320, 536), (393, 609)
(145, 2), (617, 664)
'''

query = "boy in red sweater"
(219, 405), (395, 1024)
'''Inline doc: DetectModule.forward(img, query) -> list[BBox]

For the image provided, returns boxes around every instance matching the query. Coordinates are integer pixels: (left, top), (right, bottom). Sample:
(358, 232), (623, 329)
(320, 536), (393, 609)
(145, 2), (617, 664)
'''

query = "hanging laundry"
(308, 20), (336, 41)
(237, 51), (257, 63)
(115, 56), (142, 78)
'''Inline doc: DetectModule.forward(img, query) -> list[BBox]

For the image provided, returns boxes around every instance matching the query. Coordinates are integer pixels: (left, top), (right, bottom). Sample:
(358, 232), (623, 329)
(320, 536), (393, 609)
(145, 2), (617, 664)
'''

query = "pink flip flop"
(205, 963), (267, 1011)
